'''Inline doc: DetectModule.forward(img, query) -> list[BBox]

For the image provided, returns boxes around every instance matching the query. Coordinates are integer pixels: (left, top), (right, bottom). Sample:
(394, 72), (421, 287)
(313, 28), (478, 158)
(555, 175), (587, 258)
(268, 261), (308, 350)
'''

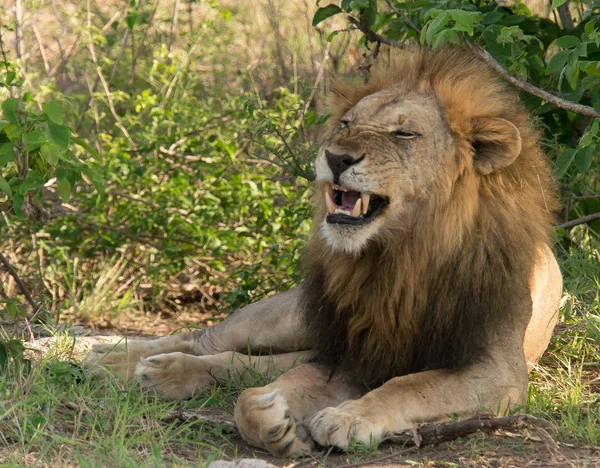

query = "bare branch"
(0, 252), (40, 314)
(466, 43), (600, 118)
(300, 42), (331, 139)
(385, 414), (555, 448)
(557, 1), (574, 29)
(557, 212), (600, 230)
(32, 26), (50, 74)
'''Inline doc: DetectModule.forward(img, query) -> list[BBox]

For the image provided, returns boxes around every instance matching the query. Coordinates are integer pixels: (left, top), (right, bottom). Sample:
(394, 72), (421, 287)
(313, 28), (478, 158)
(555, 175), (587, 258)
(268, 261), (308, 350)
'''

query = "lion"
(85, 47), (563, 457)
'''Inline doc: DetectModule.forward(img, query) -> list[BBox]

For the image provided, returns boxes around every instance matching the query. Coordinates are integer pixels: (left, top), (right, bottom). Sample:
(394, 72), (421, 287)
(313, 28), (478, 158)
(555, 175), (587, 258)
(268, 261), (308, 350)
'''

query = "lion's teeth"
(361, 193), (370, 214)
(334, 208), (352, 215)
(325, 190), (336, 215)
(351, 198), (362, 217)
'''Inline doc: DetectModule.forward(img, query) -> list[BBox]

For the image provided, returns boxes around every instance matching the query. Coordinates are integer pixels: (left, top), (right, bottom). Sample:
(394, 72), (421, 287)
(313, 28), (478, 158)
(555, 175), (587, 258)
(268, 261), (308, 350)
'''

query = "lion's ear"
(471, 117), (522, 175)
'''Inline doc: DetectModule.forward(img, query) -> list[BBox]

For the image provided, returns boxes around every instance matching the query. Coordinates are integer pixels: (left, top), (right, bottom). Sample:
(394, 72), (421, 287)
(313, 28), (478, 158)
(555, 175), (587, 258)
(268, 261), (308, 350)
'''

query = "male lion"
(85, 47), (563, 457)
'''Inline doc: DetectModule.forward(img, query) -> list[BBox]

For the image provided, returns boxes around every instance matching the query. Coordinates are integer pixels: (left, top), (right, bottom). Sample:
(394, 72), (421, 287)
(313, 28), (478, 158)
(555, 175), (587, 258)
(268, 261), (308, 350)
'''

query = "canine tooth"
(325, 190), (336, 215)
(326, 183), (334, 197)
(351, 198), (362, 217)
(361, 193), (370, 214)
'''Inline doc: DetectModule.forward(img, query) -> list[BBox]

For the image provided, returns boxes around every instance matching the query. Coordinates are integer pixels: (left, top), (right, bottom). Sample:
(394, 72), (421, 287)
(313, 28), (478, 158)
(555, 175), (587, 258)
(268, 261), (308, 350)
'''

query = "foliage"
(0, 27), (102, 220)
(314, 0), (600, 232)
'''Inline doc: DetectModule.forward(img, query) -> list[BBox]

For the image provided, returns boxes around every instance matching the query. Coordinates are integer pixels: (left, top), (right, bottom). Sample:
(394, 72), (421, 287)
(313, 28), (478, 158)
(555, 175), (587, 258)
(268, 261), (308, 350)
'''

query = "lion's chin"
(320, 218), (382, 256)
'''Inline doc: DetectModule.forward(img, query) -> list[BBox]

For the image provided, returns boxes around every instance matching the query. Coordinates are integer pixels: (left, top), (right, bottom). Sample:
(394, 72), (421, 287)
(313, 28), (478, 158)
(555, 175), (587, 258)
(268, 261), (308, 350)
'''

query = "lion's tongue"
(341, 191), (360, 211)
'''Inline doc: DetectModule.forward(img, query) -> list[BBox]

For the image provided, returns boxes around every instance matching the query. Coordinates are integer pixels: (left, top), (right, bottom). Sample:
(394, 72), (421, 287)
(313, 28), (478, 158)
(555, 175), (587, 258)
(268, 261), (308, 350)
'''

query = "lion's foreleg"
(133, 350), (308, 400)
(235, 364), (363, 457)
(310, 353), (528, 449)
(85, 285), (313, 380)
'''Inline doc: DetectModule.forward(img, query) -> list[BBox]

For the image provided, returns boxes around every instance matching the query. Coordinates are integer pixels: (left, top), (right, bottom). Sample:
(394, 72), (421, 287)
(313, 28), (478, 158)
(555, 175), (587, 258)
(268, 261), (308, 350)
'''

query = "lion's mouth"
(324, 183), (389, 226)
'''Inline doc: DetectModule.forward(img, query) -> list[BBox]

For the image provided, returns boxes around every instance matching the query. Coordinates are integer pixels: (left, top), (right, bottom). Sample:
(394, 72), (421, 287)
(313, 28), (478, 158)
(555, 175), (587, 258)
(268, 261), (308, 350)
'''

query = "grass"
(0, 237), (598, 466)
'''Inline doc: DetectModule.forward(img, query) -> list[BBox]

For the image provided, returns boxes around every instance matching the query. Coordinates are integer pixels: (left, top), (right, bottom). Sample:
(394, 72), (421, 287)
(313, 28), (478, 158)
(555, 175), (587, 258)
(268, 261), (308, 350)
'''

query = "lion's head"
(314, 49), (532, 255)
(302, 47), (559, 387)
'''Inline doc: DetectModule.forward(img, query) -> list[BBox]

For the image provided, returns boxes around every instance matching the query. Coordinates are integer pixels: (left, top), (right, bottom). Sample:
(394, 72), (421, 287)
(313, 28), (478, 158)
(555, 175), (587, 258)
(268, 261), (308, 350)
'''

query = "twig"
(557, 212), (600, 230)
(13, 0), (24, 62)
(168, 0), (180, 53)
(347, 11), (600, 118)
(0, 252), (40, 314)
(48, 32), (81, 77)
(385, 414), (553, 448)
(300, 42), (331, 139)
(347, 16), (405, 49)
(32, 26), (51, 74)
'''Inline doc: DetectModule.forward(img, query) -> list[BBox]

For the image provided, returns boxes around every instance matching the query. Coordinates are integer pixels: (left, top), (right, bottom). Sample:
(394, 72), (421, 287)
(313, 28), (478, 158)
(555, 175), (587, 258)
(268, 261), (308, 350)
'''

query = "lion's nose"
(325, 150), (366, 184)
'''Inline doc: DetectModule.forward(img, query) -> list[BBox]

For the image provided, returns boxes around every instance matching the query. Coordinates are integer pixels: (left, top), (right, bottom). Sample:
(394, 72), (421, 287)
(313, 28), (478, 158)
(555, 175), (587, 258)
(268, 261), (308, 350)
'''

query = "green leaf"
(553, 35), (581, 49)
(47, 120), (70, 150)
(433, 29), (460, 48)
(12, 193), (24, 216)
(22, 131), (47, 151)
(341, 0), (353, 11)
(363, 0), (377, 27)
(126, 11), (139, 30)
(584, 20), (597, 36)
(72, 137), (100, 159)
(42, 100), (65, 124)
(551, 0), (567, 9)
(0, 342), (7, 372)
(1, 98), (19, 125)
(451, 10), (474, 35)
(546, 50), (570, 75)
(554, 148), (576, 177)
(0, 175), (12, 198)
(0, 144), (14, 166)
(426, 11), (450, 45)
(312, 4), (342, 26)
(41, 143), (60, 165)
(57, 177), (72, 202)
(575, 145), (594, 173)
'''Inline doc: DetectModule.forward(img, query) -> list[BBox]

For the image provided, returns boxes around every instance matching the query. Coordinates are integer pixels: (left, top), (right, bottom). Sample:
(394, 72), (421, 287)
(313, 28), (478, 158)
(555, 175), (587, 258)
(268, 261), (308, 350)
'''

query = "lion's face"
(315, 87), (456, 254)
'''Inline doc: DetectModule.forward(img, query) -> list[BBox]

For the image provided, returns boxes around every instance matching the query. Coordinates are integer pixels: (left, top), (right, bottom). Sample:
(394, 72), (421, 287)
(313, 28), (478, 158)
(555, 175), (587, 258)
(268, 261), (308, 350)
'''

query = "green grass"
(1, 239), (599, 466)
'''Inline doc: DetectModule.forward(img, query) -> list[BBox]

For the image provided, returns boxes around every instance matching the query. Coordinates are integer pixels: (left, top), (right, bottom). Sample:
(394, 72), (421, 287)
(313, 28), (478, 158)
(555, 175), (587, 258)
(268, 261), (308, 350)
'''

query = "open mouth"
(324, 183), (389, 226)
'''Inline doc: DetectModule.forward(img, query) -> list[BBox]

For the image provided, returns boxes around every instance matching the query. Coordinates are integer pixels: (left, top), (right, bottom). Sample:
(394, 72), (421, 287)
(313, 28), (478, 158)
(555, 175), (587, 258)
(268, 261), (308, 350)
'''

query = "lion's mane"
(301, 47), (559, 388)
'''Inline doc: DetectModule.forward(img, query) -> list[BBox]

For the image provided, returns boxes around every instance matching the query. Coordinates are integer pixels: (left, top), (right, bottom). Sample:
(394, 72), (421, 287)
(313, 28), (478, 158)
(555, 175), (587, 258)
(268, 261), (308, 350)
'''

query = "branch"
(348, 10), (600, 118)
(466, 43), (600, 118)
(385, 414), (554, 448)
(557, 212), (600, 230)
(384, 0), (422, 33)
(347, 16), (405, 49)
(0, 251), (40, 313)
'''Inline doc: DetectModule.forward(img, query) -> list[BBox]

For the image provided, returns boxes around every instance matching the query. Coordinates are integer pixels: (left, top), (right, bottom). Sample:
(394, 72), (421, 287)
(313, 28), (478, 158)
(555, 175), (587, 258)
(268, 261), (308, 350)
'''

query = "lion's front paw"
(309, 402), (382, 449)
(235, 388), (314, 458)
(134, 352), (219, 400)
(83, 340), (154, 381)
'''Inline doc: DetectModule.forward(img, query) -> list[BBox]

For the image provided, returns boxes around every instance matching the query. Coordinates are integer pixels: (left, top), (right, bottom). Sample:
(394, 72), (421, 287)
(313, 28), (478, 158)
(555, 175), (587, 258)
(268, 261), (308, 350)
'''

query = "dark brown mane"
(301, 47), (559, 388)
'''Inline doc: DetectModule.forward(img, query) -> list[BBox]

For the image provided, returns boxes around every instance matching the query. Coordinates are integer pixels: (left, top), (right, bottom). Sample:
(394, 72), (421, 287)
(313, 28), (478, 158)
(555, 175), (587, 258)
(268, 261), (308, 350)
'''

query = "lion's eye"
(392, 130), (418, 140)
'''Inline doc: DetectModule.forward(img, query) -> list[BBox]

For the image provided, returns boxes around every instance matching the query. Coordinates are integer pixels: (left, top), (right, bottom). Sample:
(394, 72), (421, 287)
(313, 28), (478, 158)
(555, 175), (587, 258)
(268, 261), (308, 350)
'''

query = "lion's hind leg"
(234, 364), (362, 458)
